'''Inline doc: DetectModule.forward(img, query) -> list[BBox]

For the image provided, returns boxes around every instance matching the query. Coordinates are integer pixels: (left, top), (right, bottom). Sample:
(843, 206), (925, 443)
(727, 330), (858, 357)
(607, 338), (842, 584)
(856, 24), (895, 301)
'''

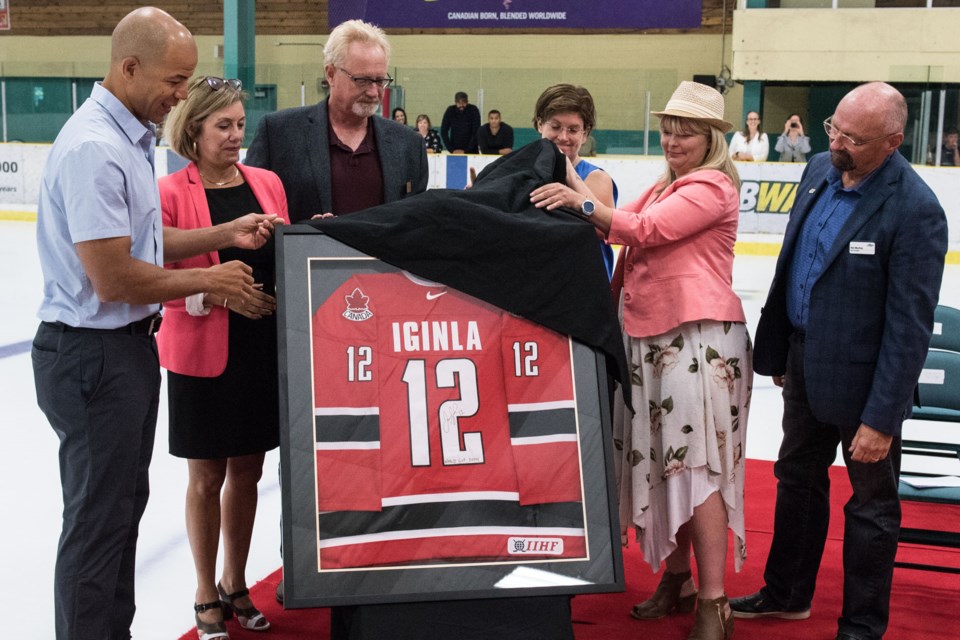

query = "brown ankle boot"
(687, 594), (734, 640)
(630, 570), (697, 620)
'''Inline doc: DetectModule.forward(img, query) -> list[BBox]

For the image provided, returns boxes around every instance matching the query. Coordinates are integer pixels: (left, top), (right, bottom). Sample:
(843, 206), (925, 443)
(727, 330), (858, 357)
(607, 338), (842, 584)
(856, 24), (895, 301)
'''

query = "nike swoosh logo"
(426, 291), (447, 300)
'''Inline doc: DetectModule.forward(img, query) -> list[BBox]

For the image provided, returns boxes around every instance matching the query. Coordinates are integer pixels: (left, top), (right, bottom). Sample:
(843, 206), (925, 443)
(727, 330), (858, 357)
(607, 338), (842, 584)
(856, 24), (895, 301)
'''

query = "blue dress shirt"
(36, 82), (162, 328)
(785, 158), (888, 330)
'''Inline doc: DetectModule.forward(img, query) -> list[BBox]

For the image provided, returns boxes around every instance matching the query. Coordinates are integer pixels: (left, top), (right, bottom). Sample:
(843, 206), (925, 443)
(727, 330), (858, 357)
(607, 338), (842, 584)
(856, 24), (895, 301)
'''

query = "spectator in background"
(159, 75), (290, 640)
(580, 133), (598, 157)
(245, 19), (427, 222)
(392, 106), (407, 125)
(476, 109), (514, 155)
(441, 90), (481, 153)
(775, 114), (811, 162)
(730, 111), (769, 161)
(939, 126), (959, 166)
(416, 113), (443, 154)
(533, 83), (618, 279)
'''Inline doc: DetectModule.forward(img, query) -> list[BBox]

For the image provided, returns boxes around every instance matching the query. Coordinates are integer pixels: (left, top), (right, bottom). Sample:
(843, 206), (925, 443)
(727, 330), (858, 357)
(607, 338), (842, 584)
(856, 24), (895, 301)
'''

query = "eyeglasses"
(336, 67), (394, 90)
(205, 77), (242, 91)
(823, 117), (896, 147)
(543, 120), (585, 137)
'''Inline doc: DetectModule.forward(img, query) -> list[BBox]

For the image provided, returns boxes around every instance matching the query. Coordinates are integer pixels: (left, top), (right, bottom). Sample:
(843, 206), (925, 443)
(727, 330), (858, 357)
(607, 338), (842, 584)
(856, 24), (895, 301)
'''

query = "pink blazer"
(607, 169), (746, 339)
(156, 162), (290, 377)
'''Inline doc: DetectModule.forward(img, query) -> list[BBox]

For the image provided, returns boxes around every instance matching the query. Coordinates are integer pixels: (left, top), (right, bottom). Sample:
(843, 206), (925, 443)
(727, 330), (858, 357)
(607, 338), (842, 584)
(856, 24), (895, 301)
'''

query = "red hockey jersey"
(311, 271), (585, 568)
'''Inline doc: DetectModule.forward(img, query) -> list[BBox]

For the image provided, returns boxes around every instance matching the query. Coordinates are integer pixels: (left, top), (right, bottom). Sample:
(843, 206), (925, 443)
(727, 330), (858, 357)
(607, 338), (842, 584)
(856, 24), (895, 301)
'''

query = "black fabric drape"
(311, 139), (629, 398)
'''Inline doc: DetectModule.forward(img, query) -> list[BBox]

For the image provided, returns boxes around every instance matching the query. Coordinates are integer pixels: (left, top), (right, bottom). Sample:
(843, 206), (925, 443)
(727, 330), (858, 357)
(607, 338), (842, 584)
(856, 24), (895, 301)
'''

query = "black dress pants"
(33, 324), (161, 640)
(760, 331), (901, 640)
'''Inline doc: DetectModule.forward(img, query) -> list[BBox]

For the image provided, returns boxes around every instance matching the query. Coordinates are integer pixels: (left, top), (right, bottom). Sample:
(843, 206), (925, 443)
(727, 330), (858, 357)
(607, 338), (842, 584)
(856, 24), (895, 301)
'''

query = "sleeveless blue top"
(575, 159), (619, 280)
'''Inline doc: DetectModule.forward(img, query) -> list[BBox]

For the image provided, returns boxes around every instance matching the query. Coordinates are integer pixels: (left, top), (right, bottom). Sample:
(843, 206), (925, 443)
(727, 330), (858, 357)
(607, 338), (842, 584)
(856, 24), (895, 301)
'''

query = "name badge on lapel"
(849, 241), (876, 255)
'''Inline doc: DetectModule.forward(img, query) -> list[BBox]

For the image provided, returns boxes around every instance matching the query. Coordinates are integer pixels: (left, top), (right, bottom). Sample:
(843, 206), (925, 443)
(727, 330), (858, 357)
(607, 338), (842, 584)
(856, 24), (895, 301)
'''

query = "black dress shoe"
(729, 591), (810, 620)
(275, 580), (284, 605)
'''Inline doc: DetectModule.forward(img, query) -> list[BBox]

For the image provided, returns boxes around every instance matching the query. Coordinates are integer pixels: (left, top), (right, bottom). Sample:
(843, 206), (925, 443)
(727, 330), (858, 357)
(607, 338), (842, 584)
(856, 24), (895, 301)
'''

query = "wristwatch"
(580, 199), (596, 217)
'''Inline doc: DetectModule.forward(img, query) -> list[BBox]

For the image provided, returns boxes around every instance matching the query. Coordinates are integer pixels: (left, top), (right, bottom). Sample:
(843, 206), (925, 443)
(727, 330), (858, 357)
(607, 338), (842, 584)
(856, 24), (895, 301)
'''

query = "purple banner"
(329, 1), (702, 30)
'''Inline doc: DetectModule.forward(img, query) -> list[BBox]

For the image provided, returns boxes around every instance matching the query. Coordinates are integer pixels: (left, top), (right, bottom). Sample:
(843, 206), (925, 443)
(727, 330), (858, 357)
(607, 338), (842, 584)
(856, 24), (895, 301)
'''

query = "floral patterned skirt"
(613, 319), (753, 571)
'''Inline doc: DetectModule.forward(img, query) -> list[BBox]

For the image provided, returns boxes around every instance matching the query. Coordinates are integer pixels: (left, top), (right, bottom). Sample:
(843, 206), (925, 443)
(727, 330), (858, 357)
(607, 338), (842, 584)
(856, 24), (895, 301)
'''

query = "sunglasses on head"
(204, 77), (243, 91)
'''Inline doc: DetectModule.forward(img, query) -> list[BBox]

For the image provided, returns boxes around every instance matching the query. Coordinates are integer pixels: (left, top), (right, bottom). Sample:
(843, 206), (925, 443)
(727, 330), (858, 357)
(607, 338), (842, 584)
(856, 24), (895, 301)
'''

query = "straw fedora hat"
(652, 80), (733, 133)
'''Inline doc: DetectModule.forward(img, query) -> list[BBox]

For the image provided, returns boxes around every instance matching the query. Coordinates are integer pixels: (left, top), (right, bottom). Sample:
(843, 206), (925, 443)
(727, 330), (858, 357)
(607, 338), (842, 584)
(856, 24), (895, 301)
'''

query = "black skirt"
(168, 181), (280, 459)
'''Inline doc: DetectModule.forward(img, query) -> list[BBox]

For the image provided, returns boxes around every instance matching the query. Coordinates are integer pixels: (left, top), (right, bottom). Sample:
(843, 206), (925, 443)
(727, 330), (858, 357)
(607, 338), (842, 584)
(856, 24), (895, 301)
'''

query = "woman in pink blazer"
(532, 81), (752, 640)
(158, 76), (289, 639)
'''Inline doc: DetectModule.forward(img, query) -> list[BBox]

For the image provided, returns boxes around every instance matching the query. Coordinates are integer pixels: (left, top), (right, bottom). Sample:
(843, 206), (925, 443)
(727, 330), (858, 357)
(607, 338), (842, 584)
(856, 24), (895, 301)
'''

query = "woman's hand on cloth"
(530, 157), (590, 211)
(530, 156), (612, 233)
(230, 213), (284, 250)
(529, 181), (587, 212)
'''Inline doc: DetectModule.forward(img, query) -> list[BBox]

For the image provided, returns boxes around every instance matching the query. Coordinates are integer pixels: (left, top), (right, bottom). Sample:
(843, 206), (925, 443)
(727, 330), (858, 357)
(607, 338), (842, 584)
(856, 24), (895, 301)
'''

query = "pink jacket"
(607, 169), (745, 339)
(156, 162), (289, 377)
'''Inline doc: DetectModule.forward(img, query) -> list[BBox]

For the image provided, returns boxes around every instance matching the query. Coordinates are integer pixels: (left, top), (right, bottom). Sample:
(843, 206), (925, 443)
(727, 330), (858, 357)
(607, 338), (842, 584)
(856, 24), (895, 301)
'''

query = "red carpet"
(180, 460), (960, 639)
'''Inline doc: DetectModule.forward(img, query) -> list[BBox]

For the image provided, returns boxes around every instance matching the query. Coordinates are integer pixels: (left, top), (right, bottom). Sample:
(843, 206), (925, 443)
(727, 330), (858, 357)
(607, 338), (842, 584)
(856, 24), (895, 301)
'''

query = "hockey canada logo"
(507, 537), (565, 555)
(342, 288), (373, 322)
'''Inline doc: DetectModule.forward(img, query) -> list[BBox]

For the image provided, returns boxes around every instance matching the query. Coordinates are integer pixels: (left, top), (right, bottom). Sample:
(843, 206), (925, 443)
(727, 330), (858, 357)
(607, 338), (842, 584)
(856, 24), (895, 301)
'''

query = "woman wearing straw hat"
(531, 80), (752, 640)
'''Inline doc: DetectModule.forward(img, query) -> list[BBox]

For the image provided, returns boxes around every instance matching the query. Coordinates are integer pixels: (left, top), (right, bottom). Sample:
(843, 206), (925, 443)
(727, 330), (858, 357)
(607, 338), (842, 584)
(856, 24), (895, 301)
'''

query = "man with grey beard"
(246, 19), (427, 222)
(731, 82), (948, 640)
(245, 18), (427, 605)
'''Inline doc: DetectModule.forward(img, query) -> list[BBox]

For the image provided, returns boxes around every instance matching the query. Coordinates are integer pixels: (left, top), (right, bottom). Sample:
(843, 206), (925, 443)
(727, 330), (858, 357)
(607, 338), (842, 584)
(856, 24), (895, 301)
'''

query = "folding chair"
(896, 309), (960, 573)
(929, 304), (960, 352)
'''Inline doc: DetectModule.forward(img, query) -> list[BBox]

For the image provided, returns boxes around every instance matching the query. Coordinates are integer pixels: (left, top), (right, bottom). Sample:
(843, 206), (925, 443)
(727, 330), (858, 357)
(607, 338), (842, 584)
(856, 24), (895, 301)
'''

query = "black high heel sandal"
(218, 581), (271, 631)
(194, 600), (230, 640)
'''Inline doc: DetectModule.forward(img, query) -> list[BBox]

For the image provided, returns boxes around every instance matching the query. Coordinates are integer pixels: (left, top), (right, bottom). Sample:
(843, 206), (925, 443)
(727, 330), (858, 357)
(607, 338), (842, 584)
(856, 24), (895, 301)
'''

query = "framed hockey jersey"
(277, 228), (623, 607)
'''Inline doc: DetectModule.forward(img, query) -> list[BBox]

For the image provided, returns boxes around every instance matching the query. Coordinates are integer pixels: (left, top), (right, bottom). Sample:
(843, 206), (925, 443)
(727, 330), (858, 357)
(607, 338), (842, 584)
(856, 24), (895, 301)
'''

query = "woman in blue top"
(533, 84), (618, 279)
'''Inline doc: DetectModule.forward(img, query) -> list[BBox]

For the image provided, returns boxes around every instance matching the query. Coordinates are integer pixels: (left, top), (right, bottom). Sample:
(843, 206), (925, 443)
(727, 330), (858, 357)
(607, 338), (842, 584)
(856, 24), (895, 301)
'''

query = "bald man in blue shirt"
(731, 83), (948, 640)
(33, 8), (279, 639)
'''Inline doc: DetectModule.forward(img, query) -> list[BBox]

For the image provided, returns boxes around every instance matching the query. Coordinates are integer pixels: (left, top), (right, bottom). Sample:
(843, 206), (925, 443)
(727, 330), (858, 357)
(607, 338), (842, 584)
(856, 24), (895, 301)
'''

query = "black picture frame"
(276, 226), (623, 607)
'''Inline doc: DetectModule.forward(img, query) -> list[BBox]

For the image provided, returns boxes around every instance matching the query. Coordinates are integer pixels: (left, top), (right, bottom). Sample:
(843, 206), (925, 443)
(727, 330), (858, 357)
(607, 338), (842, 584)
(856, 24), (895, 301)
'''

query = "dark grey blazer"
(245, 100), (428, 223)
(753, 151), (948, 436)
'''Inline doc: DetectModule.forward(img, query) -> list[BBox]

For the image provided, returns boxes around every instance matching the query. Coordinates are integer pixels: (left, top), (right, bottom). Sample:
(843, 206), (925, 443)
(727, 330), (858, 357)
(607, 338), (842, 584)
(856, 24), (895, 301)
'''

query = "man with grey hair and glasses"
(244, 17), (428, 606)
(730, 82), (948, 640)
(246, 19), (427, 221)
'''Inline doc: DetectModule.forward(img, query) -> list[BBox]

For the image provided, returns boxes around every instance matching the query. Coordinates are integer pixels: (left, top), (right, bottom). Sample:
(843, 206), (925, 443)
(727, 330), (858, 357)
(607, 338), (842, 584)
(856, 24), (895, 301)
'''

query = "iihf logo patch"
(342, 287), (373, 322)
(507, 537), (565, 555)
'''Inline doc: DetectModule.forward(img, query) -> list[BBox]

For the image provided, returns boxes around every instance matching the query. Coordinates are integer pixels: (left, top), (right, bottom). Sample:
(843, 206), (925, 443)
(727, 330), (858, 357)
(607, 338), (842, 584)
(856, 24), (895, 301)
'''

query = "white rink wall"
(2, 142), (958, 248)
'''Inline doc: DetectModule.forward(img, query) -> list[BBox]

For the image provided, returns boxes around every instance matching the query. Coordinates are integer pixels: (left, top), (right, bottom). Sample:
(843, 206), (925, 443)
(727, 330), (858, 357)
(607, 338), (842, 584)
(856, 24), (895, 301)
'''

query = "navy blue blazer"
(244, 99), (428, 223)
(753, 151), (948, 436)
